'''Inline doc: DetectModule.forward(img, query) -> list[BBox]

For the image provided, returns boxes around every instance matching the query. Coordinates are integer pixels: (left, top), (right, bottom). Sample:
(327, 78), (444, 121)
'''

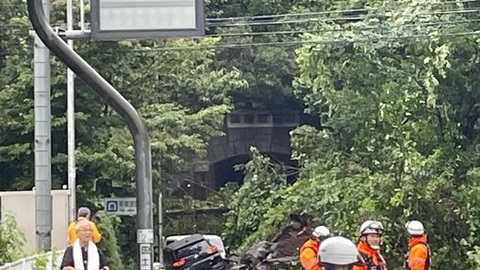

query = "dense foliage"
(221, 0), (480, 269)
(1, 0), (245, 266)
(0, 214), (26, 265)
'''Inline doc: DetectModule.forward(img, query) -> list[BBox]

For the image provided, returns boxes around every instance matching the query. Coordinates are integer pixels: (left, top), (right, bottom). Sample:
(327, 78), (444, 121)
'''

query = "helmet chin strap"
(366, 237), (381, 250)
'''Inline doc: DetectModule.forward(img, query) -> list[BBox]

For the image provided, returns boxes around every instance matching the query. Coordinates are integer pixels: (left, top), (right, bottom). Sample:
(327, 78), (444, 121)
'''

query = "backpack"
(404, 242), (431, 270)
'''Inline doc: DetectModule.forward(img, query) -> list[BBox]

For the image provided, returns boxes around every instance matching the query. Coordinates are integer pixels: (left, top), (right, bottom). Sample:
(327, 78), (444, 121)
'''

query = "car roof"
(165, 234), (222, 241)
(164, 234), (205, 250)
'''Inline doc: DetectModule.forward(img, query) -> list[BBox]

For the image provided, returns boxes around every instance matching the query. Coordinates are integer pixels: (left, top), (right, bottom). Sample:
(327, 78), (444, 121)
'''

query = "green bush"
(0, 213), (26, 265)
(95, 211), (125, 269)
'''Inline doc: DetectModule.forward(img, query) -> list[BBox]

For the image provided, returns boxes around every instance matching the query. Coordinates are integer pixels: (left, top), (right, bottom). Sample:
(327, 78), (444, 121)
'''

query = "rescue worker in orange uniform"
(299, 225), (331, 270)
(404, 220), (430, 270)
(353, 220), (387, 270)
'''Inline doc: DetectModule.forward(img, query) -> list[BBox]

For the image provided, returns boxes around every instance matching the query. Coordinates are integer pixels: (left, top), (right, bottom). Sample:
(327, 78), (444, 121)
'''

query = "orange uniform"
(299, 238), (321, 270)
(353, 241), (387, 270)
(67, 217), (102, 245)
(406, 235), (430, 270)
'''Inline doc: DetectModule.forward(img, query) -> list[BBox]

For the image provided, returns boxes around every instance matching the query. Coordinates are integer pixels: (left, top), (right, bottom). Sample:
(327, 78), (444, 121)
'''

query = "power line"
(1, 24), (479, 56)
(1, 0), (474, 17)
(1, 9), (478, 36)
(0, 12), (476, 39)
(208, 19), (480, 38)
(0, 3), (479, 56)
(206, 8), (480, 28)
(205, 0), (480, 23)
(208, 0), (479, 23)
(1, 3), (479, 29)
(128, 31), (480, 52)
(206, 8), (376, 22)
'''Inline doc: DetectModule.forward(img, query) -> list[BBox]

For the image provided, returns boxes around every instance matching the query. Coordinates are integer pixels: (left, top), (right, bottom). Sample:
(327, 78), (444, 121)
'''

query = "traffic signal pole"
(27, 1), (154, 269)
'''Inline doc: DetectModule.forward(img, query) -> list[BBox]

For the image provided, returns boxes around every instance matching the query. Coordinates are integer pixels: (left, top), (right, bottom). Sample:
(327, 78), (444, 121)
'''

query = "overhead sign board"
(104, 197), (137, 215)
(91, 0), (205, 40)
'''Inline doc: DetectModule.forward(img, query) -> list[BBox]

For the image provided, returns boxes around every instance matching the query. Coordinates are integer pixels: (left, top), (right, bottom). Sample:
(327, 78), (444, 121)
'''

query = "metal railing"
(0, 250), (65, 270)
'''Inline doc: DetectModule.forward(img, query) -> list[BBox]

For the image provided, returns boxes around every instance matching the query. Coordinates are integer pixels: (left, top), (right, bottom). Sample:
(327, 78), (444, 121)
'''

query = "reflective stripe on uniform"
(409, 258), (426, 265)
(304, 258), (318, 268)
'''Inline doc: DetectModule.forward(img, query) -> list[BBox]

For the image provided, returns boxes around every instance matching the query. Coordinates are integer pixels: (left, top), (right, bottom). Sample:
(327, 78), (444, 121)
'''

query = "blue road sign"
(106, 200), (118, 212)
(104, 197), (136, 215)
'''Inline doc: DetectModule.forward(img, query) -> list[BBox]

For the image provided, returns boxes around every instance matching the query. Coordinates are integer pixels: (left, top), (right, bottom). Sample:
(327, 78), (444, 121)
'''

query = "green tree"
(1, 0), (247, 265)
(222, 0), (480, 269)
(0, 214), (26, 264)
(0, 0), (37, 190)
(95, 211), (125, 270)
(223, 147), (288, 249)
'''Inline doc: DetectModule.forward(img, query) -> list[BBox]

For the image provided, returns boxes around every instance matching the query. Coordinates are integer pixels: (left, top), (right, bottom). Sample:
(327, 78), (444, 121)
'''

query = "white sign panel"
(139, 244), (152, 270)
(100, 0), (196, 30)
(91, 0), (205, 40)
(137, 229), (154, 243)
(104, 197), (137, 215)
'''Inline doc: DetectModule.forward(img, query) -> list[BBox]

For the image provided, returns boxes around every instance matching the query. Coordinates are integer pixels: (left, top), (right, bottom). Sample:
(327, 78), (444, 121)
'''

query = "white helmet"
(359, 220), (384, 236)
(312, 226), (331, 238)
(318, 236), (360, 265)
(406, 220), (424, 235)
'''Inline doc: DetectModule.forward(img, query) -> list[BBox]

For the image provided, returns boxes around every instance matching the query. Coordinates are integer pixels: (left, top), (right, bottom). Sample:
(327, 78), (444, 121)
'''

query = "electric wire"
(1, 3), (480, 55)
(205, 0), (480, 22)
(2, 0), (478, 22)
(208, 18), (480, 38)
(1, 9), (479, 42)
(206, 9), (480, 28)
(2, 28), (479, 55)
(1, 2), (479, 28)
(124, 31), (480, 52)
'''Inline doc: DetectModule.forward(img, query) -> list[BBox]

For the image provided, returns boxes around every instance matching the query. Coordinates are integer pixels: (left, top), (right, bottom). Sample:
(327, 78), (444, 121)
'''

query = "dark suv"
(164, 234), (226, 270)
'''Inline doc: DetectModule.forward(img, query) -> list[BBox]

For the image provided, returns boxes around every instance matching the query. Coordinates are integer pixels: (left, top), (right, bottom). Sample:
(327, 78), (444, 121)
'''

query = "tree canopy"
(221, 0), (480, 269)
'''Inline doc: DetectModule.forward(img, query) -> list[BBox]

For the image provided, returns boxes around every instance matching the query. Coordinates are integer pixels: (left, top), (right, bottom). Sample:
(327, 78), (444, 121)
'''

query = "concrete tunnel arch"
(189, 109), (304, 196)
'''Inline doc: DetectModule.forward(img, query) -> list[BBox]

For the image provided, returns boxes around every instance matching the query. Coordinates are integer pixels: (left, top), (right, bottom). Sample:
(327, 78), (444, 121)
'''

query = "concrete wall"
(207, 126), (293, 164)
(0, 190), (70, 253)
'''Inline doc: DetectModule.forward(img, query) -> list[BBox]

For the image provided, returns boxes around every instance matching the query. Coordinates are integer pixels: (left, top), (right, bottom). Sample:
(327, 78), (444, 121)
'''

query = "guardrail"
(0, 250), (65, 270)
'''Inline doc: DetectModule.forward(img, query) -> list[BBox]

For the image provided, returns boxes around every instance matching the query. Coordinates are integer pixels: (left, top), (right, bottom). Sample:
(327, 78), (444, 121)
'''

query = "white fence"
(0, 250), (65, 270)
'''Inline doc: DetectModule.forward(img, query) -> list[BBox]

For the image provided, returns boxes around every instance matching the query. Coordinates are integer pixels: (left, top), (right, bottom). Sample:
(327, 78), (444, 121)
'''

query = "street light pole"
(66, 0), (76, 223)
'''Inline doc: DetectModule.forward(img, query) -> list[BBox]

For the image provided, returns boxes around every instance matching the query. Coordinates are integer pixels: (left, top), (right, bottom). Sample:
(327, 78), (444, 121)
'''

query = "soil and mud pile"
(228, 214), (316, 270)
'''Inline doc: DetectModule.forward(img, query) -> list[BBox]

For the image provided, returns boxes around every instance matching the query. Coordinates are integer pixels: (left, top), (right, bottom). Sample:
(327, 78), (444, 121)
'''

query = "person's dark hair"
(77, 207), (91, 218)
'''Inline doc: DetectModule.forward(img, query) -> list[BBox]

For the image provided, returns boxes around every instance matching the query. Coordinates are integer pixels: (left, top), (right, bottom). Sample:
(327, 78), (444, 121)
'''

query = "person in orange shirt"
(299, 225), (331, 270)
(404, 220), (430, 270)
(354, 220), (387, 270)
(67, 207), (102, 245)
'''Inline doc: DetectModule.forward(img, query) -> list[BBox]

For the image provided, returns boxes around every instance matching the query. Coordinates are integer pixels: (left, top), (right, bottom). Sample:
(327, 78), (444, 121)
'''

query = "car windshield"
(176, 240), (211, 258)
(207, 239), (224, 253)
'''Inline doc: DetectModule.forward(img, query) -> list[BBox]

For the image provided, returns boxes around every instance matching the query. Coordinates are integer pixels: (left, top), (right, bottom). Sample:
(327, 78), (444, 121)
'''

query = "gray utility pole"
(28, 1), (154, 269)
(158, 194), (164, 266)
(34, 0), (52, 251)
(66, 0), (76, 223)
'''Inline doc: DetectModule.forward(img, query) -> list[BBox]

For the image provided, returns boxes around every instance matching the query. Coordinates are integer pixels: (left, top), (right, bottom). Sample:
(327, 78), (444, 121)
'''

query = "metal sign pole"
(34, 0), (52, 251)
(28, 0), (206, 268)
(66, 0), (76, 224)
